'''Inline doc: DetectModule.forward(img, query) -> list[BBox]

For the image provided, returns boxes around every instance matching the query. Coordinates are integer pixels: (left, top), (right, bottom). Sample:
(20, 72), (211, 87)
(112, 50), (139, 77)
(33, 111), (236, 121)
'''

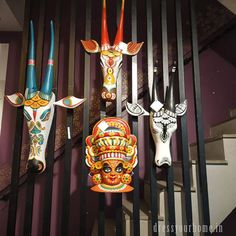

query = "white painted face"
(6, 92), (85, 173)
(100, 49), (123, 101)
(150, 100), (187, 167)
(150, 109), (177, 167)
(23, 92), (55, 173)
(81, 40), (143, 102)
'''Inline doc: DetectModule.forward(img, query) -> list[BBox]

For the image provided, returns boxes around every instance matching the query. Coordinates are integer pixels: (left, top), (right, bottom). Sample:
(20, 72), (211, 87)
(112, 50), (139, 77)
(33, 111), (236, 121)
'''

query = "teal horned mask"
(6, 21), (86, 173)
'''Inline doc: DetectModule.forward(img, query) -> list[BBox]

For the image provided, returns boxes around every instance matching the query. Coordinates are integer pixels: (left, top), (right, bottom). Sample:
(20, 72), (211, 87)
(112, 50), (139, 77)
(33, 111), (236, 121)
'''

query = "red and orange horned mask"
(81, 0), (143, 101)
(85, 117), (137, 192)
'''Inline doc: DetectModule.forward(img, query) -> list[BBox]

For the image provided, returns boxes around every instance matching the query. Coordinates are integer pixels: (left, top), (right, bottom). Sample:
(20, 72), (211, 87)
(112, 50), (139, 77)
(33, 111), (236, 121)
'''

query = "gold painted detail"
(24, 92), (49, 109)
(101, 50), (121, 57)
(104, 73), (115, 85)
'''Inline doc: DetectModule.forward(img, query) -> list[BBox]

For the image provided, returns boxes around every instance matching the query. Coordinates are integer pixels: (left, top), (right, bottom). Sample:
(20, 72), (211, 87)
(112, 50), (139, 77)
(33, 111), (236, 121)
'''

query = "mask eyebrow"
(23, 109), (32, 121)
(40, 108), (51, 121)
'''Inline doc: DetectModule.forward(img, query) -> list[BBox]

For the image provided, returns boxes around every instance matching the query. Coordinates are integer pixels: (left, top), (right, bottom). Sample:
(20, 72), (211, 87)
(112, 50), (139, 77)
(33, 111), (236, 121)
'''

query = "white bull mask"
(6, 21), (85, 173)
(126, 66), (187, 167)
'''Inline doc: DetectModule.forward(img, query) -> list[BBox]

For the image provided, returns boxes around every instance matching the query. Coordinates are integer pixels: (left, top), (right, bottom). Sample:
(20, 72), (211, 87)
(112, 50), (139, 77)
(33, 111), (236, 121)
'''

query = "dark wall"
(185, 48), (236, 144)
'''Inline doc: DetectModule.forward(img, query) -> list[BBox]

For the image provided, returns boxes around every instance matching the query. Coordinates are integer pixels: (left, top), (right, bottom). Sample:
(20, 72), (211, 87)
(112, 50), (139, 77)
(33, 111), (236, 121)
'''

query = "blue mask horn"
(26, 21), (38, 99)
(40, 21), (54, 100)
(164, 64), (176, 112)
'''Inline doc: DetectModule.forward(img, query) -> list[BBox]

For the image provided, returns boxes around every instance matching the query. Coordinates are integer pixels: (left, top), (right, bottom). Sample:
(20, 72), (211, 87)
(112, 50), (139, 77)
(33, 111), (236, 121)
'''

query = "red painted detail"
(48, 59), (54, 65)
(114, 0), (125, 46)
(28, 59), (35, 65)
(108, 58), (114, 67)
(33, 111), (37, 120)
(101, 0), (110, 47)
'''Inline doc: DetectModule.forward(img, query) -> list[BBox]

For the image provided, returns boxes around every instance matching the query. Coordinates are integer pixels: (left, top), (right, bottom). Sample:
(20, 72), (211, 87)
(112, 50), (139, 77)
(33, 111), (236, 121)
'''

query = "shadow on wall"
(185, 48), (236, 144)
(212, 208), (236, 236)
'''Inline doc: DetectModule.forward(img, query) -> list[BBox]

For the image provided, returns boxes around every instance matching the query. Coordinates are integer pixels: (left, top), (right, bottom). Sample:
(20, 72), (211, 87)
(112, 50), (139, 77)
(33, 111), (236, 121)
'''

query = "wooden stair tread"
(192, 160), (228, 165)
(190, 134), (236, 147)
(123, 199), (164, 221)
(211, 117), (236, 128)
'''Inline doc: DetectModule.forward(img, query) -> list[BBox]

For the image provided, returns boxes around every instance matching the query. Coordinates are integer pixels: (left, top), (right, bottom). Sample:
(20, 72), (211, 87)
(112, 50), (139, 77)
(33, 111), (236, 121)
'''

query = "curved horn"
(41, 21), (54, 98)
(101, 0), (110, 48)
(113, 0), (125, 46)
(26, 21), (37, 99)
(164, 65), (176, 112)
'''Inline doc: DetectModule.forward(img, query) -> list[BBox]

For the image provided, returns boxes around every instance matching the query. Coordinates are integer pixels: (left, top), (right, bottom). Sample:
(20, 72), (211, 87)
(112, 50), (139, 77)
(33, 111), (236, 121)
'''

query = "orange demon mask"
(85, 117), (137, 192)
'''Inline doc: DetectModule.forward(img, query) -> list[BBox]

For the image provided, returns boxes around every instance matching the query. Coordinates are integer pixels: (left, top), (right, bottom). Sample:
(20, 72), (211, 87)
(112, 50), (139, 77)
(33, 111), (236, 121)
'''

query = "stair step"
(123, 199), (164, 221)
(230, 108), (236, 118)
(172, 161), (194, 188)
(123, 199), (164, 236)
(210, 118), (236, 137)
(192, 160), (228, 165)
(190, 134), (236, 161)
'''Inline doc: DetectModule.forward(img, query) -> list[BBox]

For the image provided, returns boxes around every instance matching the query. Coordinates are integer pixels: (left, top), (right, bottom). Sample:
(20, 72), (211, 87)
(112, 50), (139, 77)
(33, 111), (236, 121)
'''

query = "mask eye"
(40, 108), (51, 121)
(103, 164), (112, 173)
(23, 109), (32, 121)
(115, 165), (123, 173)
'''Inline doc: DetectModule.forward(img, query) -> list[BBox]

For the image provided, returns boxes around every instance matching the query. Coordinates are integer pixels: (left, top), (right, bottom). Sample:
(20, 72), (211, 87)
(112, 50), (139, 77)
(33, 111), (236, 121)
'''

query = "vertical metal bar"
(6, 1), (31, 235)
(161, 0), (176, 234)
(115, 1), (123, 235)
(24, 1), (47, 234)
(67, 0), (76, 96)
(115, 54), (123, 236)
(147, 0), (158, 235)
(79, 0), (91, 234)
(166, 166), (176, 235)
(131, 0), (140, 235)
(61, 109), (73, 234)
(36, 0), (46, 87)
(116, 0), (122, 118)
(161, 0), (169, 89)
(60, 0), (76, 234)
(98, 192), (105, 236)
(98, 102), (106, 235)
(42, 110), (57, 236)
(23, 173), (36, 236)
(42, 0), (62, 234)
(147, 0), (154, 101)
(175, 1), (193, 235)
(189, 0), (211, 233)
(115, 195), (123, 236)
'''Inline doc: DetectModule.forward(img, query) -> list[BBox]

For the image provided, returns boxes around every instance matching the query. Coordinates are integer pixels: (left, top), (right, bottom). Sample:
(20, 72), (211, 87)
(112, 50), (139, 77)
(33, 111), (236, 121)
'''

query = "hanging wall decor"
(126, 66), (187, 167)
(85, 117), (137, 192)
(81, 0), (143, 102)
(5, 21), (85, 173)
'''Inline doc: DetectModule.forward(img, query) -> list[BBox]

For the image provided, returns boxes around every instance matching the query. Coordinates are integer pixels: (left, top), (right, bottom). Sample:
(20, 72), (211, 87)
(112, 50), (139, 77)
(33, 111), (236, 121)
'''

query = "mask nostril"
(27, 159), (44, 173)
(161, 163), (170, 169)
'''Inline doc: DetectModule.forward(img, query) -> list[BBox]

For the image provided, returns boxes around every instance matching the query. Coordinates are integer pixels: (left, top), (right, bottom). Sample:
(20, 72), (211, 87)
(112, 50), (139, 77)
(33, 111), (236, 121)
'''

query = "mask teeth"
(100, 153), (125, 160)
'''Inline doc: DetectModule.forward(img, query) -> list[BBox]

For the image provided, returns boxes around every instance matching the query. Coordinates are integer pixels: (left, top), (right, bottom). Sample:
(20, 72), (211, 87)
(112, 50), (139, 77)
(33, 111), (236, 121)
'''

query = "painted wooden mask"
(81, 0), (143, 101)
(126, 67), (187, 167)
(6, 21), (85, 173)
(86, 117), (137, 192)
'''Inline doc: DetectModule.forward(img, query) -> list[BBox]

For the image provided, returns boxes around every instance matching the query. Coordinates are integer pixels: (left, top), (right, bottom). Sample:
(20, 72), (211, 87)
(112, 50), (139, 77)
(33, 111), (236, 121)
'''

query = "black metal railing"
(3, 0), (210, 235)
